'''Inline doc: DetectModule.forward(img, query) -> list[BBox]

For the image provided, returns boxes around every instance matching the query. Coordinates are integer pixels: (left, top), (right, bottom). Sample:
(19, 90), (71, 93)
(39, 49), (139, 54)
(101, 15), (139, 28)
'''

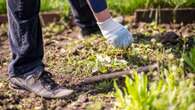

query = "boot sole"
(9, 83), (29, 93)
(9, 83), (74, 99)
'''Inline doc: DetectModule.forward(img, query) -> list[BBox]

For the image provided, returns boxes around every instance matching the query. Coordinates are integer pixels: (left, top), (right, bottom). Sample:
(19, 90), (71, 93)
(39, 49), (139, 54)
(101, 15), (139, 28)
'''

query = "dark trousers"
(7, 0), (100, 77)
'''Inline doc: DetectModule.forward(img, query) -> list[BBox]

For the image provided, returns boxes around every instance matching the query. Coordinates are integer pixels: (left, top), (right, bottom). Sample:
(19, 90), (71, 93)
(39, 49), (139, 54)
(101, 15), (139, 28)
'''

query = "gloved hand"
(97, 17), (134, 48)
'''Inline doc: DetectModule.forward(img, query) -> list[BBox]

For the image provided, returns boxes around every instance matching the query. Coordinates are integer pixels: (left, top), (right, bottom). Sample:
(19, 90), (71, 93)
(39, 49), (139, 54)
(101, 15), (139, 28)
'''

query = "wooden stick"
(79, 63), (159, 85)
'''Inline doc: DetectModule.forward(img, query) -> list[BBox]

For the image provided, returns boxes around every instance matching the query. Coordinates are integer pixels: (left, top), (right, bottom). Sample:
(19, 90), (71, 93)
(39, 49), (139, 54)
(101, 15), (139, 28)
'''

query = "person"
(7, 0), (134, 98)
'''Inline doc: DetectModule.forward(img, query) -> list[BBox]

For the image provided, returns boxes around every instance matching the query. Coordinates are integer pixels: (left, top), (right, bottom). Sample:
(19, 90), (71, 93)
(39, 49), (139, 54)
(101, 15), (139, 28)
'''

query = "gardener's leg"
(87, 0), (134, 48)
(7, 0), (73, 98)
(68, 0), (100, 37)
(7, 0), (44, 77)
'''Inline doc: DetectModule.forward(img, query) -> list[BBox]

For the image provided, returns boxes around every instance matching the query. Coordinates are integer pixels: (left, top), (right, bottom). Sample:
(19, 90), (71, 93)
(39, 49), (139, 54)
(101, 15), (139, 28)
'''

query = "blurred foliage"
(0, 0), (195, 15)
(0, 0), (71, 16)
(108, 0), (195, 14)
(40, 0), (70, 16)
(0, 0), (6, 14)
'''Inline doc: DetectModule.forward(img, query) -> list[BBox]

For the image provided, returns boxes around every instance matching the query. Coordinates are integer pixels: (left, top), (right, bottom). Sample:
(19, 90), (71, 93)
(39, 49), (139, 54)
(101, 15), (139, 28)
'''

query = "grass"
(45, 36), (130, 77)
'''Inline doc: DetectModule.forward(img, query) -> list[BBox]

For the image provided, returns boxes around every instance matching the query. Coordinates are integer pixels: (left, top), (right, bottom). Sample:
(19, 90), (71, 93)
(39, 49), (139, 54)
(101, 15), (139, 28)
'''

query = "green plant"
(95, 80), (113, 91)
(114, 71), (153, 110)
(114, 69), (195, 110)
(95, 54), (128, 73)
(184, 47), (195, 72)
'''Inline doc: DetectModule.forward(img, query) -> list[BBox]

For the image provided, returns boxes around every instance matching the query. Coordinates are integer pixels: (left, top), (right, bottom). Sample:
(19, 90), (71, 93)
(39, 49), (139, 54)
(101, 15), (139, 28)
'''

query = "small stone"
(160, 32), (180, 44)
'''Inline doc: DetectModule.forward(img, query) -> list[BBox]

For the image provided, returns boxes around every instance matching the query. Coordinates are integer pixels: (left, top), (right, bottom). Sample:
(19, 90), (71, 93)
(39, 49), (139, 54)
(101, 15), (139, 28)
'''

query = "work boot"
(9, 71), (73, 98)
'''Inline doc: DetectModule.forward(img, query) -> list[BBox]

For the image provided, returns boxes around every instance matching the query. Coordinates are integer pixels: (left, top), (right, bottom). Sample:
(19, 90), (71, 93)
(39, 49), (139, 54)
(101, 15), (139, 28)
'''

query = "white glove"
(97, 17), (134, 48)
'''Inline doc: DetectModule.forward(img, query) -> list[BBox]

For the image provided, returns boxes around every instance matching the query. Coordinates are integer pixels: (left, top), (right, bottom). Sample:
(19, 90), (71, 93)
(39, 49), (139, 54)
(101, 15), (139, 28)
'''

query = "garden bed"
(0, 21), (194, 109)
(135, 8), (195, 24)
